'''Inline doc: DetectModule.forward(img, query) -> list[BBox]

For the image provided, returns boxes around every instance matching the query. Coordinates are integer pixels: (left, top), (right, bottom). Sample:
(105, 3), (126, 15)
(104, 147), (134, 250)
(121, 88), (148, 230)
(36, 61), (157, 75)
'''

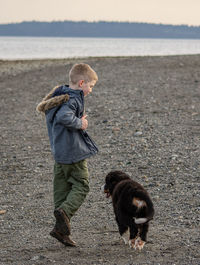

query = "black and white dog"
(102, 171), (154, 250)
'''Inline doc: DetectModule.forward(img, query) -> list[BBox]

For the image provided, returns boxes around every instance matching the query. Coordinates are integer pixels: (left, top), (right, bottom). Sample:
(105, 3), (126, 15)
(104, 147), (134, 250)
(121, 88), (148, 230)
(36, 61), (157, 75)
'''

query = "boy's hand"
(81, 115), (88, 130)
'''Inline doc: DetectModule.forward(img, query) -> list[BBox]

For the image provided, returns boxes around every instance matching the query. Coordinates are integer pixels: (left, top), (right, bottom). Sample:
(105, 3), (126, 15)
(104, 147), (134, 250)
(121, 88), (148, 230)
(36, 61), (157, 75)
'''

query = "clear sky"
(0, 0), (200, 26)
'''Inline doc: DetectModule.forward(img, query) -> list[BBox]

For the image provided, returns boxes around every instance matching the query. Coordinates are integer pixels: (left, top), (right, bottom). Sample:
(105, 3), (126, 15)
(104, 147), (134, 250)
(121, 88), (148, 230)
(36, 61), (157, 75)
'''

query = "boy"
(36, 63), (98, 247)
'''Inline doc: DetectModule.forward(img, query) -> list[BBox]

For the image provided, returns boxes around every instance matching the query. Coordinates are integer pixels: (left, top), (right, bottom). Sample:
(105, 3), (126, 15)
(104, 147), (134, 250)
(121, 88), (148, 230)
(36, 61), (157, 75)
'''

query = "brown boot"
(50, 228), (76, 247)
(54, 208), (71, 235)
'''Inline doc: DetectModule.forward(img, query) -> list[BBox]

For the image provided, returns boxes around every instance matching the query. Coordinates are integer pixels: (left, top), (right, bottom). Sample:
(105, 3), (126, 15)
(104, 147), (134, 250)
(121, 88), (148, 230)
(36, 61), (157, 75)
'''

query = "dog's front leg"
(115, 215), (129, 245)
(117, 221), (129, 245)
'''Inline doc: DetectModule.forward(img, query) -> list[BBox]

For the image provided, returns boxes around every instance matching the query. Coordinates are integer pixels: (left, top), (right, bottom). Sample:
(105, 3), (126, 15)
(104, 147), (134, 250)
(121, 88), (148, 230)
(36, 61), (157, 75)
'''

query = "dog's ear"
(109, 178), (119, 188)
(106, 174), (117, 185)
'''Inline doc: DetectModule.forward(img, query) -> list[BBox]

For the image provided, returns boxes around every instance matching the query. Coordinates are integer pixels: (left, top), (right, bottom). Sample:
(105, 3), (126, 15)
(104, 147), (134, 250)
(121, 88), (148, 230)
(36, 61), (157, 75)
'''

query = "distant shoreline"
(0, 35), (200, 40)
(0, 21), (200, 39)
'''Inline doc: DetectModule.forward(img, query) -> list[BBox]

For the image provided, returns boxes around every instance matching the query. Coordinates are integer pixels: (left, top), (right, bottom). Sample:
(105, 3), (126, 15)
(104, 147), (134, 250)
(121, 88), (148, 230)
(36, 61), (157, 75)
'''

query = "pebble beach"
(0, 55), (200, 264)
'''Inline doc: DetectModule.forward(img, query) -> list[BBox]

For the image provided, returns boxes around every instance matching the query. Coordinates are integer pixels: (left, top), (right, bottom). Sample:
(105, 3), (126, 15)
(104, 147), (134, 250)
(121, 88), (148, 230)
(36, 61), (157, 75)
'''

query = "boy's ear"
(79, 80), (84, 87)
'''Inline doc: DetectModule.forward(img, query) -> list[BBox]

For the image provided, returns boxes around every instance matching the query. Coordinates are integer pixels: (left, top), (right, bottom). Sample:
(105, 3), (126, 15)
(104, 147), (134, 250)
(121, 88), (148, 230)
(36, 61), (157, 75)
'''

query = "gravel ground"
(0, 55), (200, 265)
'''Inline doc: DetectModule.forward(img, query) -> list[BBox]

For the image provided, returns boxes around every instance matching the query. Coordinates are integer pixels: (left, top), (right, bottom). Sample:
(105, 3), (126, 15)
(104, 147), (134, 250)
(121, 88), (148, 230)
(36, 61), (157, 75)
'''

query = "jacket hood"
(36, 85), (70, 113)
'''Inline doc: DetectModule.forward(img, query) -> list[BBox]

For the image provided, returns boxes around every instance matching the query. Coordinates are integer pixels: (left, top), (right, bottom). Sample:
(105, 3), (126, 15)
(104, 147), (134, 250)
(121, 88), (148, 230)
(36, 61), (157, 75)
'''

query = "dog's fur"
(103, 171), (154, 250)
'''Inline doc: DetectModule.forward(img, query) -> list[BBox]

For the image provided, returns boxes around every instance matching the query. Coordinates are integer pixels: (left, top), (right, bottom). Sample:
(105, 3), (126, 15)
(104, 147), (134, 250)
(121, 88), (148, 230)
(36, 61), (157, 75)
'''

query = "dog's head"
(102, 171), (130, 198)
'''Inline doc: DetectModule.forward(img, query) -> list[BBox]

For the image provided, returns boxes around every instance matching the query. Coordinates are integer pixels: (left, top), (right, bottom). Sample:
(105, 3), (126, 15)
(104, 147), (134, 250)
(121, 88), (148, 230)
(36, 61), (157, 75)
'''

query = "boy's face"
(79, 80), (96, 96)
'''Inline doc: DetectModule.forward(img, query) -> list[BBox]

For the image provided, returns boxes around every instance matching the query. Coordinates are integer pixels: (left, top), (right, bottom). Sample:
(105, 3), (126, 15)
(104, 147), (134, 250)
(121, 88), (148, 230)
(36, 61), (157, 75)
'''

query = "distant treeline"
(0, 21), (200, 39)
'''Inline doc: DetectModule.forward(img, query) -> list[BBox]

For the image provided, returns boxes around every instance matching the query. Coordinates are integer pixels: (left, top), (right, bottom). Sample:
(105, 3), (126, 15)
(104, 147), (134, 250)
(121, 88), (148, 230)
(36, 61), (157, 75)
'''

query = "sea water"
(0, 36), (200, 60)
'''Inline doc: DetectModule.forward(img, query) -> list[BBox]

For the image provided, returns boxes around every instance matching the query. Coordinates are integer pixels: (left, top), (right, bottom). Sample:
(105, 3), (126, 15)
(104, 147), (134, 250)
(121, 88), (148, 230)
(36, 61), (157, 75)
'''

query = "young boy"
(36, 63), (98, 247)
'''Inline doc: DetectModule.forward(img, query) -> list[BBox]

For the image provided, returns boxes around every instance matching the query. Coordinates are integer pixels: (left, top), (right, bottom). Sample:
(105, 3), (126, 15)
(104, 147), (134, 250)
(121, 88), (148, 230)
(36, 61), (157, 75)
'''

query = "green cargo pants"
(53, 160), (89, 220)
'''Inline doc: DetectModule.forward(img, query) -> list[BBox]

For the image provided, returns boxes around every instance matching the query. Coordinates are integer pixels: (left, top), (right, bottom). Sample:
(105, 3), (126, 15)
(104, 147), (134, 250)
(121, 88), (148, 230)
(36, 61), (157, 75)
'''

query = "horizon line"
(0, 20), (200, 27)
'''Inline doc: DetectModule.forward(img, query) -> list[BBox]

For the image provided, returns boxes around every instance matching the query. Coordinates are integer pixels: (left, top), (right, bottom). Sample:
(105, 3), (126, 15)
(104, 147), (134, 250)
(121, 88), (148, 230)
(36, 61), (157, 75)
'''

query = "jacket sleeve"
(56, 99), (82, 129)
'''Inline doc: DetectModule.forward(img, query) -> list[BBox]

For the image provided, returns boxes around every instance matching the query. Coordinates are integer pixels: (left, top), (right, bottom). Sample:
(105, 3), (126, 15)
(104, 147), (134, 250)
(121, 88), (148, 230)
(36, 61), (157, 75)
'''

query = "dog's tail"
(132, 191), (154, 224)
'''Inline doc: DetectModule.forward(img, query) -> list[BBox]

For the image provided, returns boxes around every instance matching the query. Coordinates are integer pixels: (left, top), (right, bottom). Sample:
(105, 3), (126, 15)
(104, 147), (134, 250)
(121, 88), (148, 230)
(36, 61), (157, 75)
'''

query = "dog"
(102, 171), (154, 250)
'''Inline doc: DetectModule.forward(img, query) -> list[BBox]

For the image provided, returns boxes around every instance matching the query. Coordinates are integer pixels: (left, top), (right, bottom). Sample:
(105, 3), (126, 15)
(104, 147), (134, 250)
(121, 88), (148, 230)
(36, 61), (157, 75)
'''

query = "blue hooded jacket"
(37, 85), (98, 164)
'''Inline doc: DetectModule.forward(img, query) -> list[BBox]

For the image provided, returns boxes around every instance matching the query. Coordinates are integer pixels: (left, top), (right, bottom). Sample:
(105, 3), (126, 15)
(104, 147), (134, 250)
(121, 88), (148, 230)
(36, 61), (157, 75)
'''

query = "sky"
(0, 0), (200, 26)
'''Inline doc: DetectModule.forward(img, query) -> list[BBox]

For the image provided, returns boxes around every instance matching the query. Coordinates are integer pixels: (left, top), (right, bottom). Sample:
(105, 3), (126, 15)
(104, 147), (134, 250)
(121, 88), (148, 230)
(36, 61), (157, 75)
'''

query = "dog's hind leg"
(128, 221), (139, 249)
(133, 223), (149, 250)
(139, 223), (149, 242)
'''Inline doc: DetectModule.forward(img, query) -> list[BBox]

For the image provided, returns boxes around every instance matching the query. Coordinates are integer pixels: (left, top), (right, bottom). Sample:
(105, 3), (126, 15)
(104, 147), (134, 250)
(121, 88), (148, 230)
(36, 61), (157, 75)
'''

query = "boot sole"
(50, 230), (76, 247)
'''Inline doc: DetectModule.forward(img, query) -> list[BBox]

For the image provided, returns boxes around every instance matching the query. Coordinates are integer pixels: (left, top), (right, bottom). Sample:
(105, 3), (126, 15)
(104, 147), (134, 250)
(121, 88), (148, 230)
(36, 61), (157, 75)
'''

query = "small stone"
(171, 154), (178, 160)
(112, 127), (120, 132)
(134, 131), (143, 136)
(0, 210), (6, 215)
(31, 256), (39, 261)
(191, 112), (198, 116)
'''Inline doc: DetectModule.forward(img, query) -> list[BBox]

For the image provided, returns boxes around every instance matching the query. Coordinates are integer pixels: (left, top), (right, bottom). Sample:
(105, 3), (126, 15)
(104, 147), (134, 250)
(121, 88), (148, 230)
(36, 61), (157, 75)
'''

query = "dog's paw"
(129, 237), (145, 250)
(134, 237), (145, 250)
(128, 238), (137, 248)
(122, 236), (128, 245)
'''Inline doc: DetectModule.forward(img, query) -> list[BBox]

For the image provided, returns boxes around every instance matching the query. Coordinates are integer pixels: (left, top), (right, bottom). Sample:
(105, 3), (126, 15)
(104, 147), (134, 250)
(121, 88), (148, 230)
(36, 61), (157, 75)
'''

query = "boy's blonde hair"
(69, 63), (98, 85)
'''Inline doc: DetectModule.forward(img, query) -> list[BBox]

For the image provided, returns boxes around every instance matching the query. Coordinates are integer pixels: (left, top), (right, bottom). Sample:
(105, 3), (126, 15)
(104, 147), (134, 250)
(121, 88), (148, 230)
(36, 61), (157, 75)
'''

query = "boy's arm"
(81, 115), (88, 130)
(56, 100), (84, 130)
